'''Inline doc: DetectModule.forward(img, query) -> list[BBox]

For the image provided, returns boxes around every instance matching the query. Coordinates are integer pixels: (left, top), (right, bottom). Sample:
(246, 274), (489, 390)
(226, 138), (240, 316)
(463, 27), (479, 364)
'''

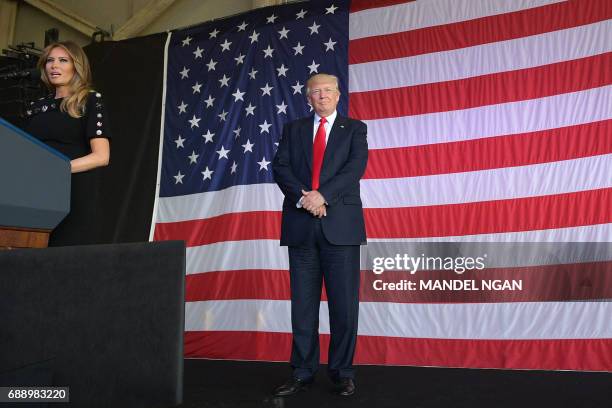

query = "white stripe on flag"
(156, 183), (284, 223)
(184, 224), (612, 274)
(185, 299), (612, 339)
(349, 0), (564, 40)
(362, 155), (612, 208)
(349, 20), (612, 92)
(365, 85), (612, 149)
(367, 223), (612, 243)
(186, 239), (288, 275)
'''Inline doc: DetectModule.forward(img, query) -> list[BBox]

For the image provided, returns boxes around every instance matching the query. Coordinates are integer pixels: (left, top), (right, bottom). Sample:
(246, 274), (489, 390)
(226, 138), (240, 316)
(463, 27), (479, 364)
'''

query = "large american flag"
(151, 0), (612, 371)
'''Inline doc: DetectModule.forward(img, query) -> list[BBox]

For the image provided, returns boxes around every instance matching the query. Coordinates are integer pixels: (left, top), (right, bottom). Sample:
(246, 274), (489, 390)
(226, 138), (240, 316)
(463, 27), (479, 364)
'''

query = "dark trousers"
(288, 220), (361, 381)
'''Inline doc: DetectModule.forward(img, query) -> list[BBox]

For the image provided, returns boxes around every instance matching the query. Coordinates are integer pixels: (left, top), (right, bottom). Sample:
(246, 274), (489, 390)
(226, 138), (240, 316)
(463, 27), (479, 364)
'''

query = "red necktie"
(311, 117), (327, 190)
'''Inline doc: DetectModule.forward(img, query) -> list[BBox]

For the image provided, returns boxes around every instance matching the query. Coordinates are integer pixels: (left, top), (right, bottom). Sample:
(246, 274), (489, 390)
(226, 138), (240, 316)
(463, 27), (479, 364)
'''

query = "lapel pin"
(340, 125), (345, 128)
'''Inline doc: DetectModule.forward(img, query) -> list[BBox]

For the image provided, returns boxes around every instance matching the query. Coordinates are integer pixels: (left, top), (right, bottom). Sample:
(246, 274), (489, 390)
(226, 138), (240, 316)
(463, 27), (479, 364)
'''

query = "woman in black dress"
(26, 41), (110, 246)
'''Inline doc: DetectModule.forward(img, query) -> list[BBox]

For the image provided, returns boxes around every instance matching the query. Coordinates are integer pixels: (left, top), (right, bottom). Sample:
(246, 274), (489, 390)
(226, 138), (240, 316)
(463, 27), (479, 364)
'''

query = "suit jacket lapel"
(321, 115), (346, 171)
(300, 116), (314, 171)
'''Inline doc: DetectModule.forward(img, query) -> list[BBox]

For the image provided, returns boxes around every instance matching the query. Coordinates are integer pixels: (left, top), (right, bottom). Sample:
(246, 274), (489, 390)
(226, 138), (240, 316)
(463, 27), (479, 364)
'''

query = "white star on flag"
(193, 46), (204, 59)
(207, 59), (217, 71)
(174, 135), (185, 148)
(232, 88), (245, 102)
(178, 101), (188, 114)
(257, 157), (271, 171)
(181, 36), (192, 46)
(233, 127), (242, 139)
(245, 103), (256, 116)
(324, 38), (337, 51)
(248, 68), (258, 79)
(202, 130), (214, 143)
(292, 81), (304, 94)
(218, 110), (228, 121)
(259, 120), (272, 134)
(209, 28), (219, 38)
(249, 31), (260, 43)
(201, 166), (213, 180)
(278, 27), (290, 39)
(230, 161), (238, 174)
(204, 95), (215, 108)
(242, 139), (254, 153)
(276, 64), (289, 77)
(219, 74), (230, 87)
(192, 82), (202, 93)
(188, 114), (201, 128)
(237, 21), (248, 31)
(309, 22), (321, 35)
(296, 9), (307, 19)
(276, 101), (288, 114)
(266, 14), (277, 24)
(326, 4), (338, 14)
(179, 67), (189, 79)
(293, 42), (304, 55)
(260, 83), (273, 96)
(308, 60), (320, 74)
(188, 150), (199, 164)
(234, 54), (246, 64)
(216, 145), (230, 159)
(174, 171), (184, 184)
(220, 39), (232, 52)
(262, 45), (274, 58)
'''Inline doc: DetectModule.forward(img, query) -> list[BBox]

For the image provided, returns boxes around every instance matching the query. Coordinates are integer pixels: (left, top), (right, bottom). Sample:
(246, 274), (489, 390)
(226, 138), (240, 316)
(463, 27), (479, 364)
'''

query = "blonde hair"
(306, 73), (340, 96)
(38, 41), (93, 118)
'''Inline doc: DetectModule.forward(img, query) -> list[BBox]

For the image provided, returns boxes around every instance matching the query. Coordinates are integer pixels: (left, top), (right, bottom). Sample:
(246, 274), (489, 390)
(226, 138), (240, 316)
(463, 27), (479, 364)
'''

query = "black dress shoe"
(335, 378), (355, 396)
(273, 377), (313, 397)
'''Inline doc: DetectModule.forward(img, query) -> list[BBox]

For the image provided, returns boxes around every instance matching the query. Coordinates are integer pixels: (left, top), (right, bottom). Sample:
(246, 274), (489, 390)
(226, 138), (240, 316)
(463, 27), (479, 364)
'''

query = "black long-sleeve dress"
(25, 91), (111, 246)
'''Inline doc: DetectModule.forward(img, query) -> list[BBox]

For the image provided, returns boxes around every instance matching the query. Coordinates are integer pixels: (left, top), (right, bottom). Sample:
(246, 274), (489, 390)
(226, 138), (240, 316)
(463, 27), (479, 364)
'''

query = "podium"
(0, 241), (185, 407)
(0, 117), (70, 248)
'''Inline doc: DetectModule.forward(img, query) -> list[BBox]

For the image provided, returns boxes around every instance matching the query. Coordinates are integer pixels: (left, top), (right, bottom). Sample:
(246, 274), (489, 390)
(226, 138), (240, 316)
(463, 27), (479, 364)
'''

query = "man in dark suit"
(272, 73), (368, 397)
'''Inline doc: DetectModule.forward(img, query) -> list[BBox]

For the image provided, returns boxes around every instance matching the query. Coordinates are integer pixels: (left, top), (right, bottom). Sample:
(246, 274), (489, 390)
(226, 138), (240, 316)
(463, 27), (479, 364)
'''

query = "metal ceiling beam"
(23, 0), (98, 38)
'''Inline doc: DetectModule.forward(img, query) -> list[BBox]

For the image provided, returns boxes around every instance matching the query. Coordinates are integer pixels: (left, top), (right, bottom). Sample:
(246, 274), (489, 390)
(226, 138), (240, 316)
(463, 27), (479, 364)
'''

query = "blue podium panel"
(0, 117), (70, 230)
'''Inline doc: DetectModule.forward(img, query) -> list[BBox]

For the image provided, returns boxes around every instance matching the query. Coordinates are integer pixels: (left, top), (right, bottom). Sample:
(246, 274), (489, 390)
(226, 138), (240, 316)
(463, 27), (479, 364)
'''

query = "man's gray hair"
(306, 73), (340, 95)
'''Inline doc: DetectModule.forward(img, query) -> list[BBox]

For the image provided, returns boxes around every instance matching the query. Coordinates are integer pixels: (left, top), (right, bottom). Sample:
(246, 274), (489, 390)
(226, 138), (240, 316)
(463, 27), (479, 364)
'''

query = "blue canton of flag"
(160, 0), (349, 197)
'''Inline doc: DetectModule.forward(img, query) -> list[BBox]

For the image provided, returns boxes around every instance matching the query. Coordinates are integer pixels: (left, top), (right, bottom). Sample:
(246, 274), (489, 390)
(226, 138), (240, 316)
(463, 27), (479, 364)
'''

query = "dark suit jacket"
(272, 114), (368, 246)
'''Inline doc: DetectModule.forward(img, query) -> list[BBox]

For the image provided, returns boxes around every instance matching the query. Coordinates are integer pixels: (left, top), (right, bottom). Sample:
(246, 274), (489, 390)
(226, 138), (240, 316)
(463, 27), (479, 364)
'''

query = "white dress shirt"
(312, 110), (337, 144)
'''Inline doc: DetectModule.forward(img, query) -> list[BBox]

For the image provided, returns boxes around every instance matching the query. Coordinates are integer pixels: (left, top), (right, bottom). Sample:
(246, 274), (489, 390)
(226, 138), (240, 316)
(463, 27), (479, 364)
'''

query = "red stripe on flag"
(349, 0), (612, 64)
(349, 0), (415, 13)
(365, 189), (612, 238)
(185, 331), (612, 371)
(154, 211), (281, 246)
(364, 121), (612, 179)
(186, 269), (290, 301)
(350, 53), (612, 120)
(185, 330), (292, 361)
(185, 262), (612, 303)
(355, 336), (612, 371)
(156, 189), (611, 244)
